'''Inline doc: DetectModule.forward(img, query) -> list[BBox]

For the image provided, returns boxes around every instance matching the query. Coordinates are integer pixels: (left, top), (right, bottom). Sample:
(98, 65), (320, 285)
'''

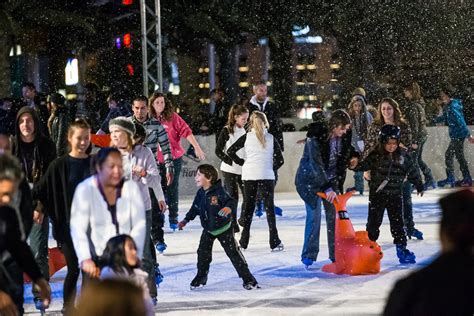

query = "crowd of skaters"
(0, 79), (473, 316)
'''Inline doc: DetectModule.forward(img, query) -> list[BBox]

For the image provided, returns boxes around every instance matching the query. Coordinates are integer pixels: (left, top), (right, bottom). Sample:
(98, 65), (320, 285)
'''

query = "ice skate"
(190, 273), (208, 290)
(274, 205), (283, 216)
(169, 223), (178, 231)
(407, 228), (424, 240)
(271, 242), (284, 252)
(243, 280), (260, 290)
(396, 244), (416, 264)
(255, 201), (264, 218)
(155, 264), (164, 285)
(455, 176), (472, 187)
(423, 179), (437, 190)
(301, 257), (314, 269)
(437, 175), (456, 188)
(156, 242), (167, 254)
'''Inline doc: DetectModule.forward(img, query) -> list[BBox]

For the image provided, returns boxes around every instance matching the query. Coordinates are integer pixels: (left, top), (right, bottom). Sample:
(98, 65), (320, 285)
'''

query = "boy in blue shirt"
(178, 164), (259, 290)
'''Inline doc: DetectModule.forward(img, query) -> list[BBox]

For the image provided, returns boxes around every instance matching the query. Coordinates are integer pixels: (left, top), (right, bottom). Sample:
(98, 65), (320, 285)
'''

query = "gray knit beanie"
(109, 116), (136, 136)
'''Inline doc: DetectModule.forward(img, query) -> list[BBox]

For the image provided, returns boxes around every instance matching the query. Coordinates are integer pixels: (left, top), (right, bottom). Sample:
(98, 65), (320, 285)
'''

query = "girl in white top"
(227, 111), (284, 251)
(70, 147), (146, 280)
(215, 104), (249, 233)
(108, 116), (164, 301)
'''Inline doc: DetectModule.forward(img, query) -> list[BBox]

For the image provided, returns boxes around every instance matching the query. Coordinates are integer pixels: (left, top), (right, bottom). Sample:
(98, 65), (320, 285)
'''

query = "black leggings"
(222, 171), (244, 226)
(59, 235), (80, 309)
(240, 180), (281, 249)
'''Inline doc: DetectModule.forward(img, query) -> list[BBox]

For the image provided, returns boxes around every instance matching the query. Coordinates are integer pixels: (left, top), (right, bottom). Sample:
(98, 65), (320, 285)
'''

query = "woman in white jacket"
(227, 111), (284, 251)
(215, 104), (249, 233)
(70, 147), (146, 282)
(108, 116), (164, 302)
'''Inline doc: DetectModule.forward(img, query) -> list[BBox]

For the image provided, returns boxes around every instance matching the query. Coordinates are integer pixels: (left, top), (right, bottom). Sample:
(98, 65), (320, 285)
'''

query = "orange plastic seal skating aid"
(317, 191), (383, 275)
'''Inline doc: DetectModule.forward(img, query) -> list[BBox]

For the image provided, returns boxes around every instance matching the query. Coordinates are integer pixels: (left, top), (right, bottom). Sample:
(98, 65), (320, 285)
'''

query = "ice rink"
(24, 188), (452, 315)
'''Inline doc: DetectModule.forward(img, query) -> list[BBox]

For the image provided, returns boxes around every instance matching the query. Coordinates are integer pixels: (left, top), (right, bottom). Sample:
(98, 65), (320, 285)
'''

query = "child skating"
(351, 125), (424, 264)
(178, 164), (259, 290)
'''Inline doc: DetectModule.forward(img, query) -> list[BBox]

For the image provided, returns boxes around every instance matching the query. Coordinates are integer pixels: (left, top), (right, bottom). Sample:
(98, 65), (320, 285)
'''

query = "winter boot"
(243, 280), (260, 290)
(190, 273), (208, 290)
(455, 175), (473, 187)
(407, 228), (424, 240)
(301, 257), (314, 268)
(255, 201), (264, 218)
(274, 206), (283, 216)
(437, 173), (456, 188)
(396, 244), (416, 264)
(156, 242), (167, 254)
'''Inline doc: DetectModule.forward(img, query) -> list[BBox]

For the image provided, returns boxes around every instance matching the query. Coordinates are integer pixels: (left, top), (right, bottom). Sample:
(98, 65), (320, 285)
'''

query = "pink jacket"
(156, 112), (192, 163)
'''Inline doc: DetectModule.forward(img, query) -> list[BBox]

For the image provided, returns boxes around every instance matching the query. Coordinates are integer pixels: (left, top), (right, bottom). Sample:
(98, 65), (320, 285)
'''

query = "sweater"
(227, 131), (284, 181)
(156, 112), (193, 163)
(215, 125), (246, 175)
(34, 155), (92, 241)
(70, 176), (146, 264)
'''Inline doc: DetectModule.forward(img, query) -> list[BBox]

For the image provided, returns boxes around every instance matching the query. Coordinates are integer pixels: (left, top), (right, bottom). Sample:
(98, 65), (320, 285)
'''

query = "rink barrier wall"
(178, 125), (474, 197)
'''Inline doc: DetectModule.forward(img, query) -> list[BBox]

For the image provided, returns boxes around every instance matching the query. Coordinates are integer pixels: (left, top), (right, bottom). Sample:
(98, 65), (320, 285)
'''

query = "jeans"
(297, 184), (336, 262)
(412, 140), (434, 181)
(353, 171), (365, 193)
(29, 216), (49, 299)
(445, 138), (471, 178)
(142, 210), (157, 298)
(158, 157), (183, 224)
(240, 180), (280, 249)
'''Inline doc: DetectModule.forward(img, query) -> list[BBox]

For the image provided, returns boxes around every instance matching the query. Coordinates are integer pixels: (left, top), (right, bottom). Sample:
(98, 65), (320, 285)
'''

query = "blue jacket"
(294, 137), (332, 193)
(434, 99), (469, 140)
(183, 180), (236, 234)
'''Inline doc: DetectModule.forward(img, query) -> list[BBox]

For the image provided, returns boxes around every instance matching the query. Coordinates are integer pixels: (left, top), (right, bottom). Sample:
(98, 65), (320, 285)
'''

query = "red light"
(123, 33), (131, 48)
(122, 0), (133, 5)
(127, 64), (134, 76)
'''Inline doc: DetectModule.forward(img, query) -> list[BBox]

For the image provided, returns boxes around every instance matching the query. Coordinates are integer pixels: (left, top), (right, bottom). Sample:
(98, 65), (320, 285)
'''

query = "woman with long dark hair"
(34, 119), (92, 313)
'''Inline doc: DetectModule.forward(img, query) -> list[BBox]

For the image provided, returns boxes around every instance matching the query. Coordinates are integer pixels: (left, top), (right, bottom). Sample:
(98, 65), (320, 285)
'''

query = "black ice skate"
(243, 280), (260, 290)
(190, 273), (208, 290)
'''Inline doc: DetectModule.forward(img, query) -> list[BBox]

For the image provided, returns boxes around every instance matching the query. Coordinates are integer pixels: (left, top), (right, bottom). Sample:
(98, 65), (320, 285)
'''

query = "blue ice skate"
(255, 201), (264, 218)
(155, 264), (164, 286)
(156, 242), (167, 254)
(396, 244), (416, 264)
(274, 206), (283, 216)
(437, 175), (456, 188)
(407, 228), (424, 240)
(301, 257), (314, 269)
(170, 223), (178, 231)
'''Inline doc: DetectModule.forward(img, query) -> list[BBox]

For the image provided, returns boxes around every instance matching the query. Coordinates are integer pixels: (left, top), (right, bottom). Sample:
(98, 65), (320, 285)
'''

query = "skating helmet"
(379, 124), (401, 144)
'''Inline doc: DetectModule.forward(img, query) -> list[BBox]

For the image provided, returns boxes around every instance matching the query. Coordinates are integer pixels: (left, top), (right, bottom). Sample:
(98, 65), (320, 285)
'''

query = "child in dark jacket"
(178, 164), (259, 290)
(351, 125), (424, 264)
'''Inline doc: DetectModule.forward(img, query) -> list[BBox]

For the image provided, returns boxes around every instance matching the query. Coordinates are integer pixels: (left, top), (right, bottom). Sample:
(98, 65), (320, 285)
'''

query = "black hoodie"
(12, 106), (56, 186)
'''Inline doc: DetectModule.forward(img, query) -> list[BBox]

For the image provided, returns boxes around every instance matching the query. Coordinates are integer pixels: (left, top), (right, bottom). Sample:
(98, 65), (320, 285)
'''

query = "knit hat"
(49, 93), (65, 106)
(109, 116), (136, 136)
(352, 87), (366, 98)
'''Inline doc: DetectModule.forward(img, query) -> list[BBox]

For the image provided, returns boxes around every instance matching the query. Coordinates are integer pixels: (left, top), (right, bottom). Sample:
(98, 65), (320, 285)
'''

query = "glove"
(178, 220), (187, 230)
(218, 207), (231, 217)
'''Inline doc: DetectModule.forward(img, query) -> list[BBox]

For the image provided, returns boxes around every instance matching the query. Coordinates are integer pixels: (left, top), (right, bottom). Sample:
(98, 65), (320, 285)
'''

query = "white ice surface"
(24, 189), (451, 315)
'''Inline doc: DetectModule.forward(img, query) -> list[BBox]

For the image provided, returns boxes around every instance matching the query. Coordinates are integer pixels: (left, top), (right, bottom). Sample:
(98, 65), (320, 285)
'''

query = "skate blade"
(190, 284), (205, 290)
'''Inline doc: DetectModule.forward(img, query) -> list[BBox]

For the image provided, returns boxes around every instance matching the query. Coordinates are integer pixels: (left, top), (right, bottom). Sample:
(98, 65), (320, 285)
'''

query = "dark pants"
(445, 138), (471, 178)
(196, 228), (256, 284)
(142, 210), (157, 298)
(2, 258), (24, 315)
(150, 188), (165, 244)
(241, 180), (281, 249)
(412, 140), (434, 181)
(222, 171), (243, 228)
(367, 192), (407, 246)
(29, 216), (49, 299)
(157, 157), (182, 224)
(59, 234), (80, 309)
(402, 182), (416, 234)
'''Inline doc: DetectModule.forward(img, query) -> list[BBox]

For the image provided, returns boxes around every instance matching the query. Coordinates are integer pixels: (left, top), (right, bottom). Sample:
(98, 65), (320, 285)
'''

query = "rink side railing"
(178, 125), (474, 196)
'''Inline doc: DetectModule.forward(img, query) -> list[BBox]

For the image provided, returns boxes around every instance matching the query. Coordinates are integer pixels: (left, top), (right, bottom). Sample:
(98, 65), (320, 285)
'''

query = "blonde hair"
(248, 111), (269, 147)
